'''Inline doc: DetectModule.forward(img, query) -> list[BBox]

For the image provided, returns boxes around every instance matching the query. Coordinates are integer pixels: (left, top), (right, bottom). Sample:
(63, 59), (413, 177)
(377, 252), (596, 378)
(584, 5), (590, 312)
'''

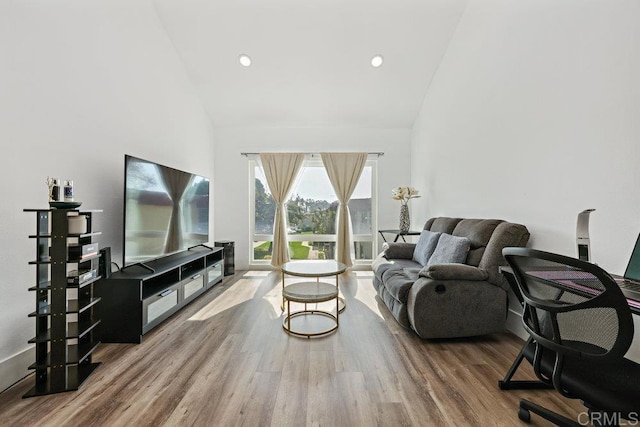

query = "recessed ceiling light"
(239, 54), (252, 67)
(371, 55), (384, 68)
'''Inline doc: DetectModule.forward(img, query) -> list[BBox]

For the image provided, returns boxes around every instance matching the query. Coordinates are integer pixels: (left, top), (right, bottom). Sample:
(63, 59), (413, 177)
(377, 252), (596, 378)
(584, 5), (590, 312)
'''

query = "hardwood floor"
(0, 270), (584, 426)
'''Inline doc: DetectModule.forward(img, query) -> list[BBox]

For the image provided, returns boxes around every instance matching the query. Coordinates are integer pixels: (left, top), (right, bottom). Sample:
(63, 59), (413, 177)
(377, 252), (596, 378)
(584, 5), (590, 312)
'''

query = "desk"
(498, 266), (640, 390)
(378, 229), (421, 243)
(500, 266), (640, 314)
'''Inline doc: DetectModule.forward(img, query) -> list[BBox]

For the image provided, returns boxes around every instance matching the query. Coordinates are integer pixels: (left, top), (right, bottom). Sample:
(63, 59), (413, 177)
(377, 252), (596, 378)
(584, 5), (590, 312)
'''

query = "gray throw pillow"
(427, 234), (471, 266)
(412, 230), (442, 266)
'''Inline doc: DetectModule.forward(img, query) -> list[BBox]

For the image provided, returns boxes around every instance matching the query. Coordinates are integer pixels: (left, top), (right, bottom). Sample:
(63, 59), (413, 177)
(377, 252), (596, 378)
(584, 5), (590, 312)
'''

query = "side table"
(281, 260), (346, 338)
(378, 229), (421, 243)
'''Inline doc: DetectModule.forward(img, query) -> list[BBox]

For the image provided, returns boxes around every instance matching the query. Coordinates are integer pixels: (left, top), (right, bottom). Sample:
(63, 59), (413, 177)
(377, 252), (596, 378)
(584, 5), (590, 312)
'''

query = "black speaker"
(215, 241), (234, 276)
(99, 246), (112, 279)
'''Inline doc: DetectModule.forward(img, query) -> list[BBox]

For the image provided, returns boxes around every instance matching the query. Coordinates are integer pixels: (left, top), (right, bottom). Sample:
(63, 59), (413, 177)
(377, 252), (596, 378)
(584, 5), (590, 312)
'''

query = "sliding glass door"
(250, 158), (376, 265)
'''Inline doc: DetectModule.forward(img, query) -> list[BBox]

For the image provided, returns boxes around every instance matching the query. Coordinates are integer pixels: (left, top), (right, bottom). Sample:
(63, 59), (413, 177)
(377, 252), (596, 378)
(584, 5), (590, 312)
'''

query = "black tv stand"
(120, 261), (155, 274)
(95, 246), (224, 343)
(188, 243), (213, 251)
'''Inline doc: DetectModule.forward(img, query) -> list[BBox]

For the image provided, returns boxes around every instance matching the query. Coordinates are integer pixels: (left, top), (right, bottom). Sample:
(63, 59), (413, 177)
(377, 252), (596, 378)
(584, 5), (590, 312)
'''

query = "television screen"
(123, 155), (210, 266)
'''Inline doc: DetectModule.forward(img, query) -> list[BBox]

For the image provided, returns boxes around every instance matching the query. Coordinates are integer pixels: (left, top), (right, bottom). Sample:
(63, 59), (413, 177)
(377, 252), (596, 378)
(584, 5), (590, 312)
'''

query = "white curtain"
(260, 153), (304, 267)
(321, 152), (367, 267)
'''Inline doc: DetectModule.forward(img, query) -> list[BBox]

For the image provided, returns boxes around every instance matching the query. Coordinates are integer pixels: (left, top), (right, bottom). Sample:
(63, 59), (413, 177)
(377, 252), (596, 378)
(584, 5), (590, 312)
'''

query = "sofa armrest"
(382, 242), (416, 260)
(419, 263), (489, 281)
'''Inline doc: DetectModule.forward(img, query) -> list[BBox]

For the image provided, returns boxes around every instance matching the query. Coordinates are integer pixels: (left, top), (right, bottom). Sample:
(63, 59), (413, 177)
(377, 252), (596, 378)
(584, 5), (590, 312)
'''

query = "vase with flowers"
(392, 186), (420, 233)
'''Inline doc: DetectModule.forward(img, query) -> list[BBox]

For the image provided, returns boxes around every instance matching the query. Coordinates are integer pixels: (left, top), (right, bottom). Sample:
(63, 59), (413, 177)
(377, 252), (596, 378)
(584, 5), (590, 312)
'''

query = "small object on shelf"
(67, 269), (97, 285)
(64, 179), (74, 202)
(68, 215), (87, 234)
(98, 247), (112, 279)
(68, 242), (99, 259)
(45, 177), (62, 202)
(49, 201), (82, 209)
(53, 179), (61, 201)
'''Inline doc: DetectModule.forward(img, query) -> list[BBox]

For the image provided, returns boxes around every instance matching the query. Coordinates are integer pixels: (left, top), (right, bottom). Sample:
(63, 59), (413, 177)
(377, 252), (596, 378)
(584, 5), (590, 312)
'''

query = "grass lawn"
(253, 241), (310, 260)
(289, 241), (310, 259)
(254, 241), (272, 260)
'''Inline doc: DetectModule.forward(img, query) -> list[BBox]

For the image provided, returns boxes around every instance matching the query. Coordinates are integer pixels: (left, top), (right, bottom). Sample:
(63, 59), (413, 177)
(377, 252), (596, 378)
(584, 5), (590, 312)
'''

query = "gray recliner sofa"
(372, 217), (530, 339)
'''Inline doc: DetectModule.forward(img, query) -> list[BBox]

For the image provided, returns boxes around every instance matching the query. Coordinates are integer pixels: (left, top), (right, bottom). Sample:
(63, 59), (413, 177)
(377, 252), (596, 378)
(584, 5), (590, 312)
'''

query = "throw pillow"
(412, 230), (442, 266)
(427, 234), (471, 266)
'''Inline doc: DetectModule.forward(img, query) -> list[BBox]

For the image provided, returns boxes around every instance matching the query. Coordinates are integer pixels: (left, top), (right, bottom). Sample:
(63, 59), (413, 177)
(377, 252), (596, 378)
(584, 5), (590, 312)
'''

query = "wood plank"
(270, 339), (310, 426)
(0, 271), (585, 425)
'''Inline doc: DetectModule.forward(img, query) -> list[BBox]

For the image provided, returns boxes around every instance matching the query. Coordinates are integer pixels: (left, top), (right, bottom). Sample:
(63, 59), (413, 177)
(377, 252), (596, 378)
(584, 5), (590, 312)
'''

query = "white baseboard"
(505, 308), (527, 340)
(0, 346), (34, 393)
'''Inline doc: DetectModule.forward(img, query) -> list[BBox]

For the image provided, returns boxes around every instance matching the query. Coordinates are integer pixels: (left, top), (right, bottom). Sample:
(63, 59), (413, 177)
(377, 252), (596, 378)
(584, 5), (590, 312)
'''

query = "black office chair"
(503, 247), (640, 426)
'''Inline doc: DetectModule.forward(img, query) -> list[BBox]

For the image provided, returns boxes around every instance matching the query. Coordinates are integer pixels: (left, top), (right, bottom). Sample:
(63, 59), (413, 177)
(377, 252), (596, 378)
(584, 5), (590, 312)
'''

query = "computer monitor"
(624, 233), (640, 282)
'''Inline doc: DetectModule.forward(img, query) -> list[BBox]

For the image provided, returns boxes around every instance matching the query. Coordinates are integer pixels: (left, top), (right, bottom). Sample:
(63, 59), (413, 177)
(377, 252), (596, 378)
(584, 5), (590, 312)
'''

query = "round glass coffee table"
(281, 260), (347, 338)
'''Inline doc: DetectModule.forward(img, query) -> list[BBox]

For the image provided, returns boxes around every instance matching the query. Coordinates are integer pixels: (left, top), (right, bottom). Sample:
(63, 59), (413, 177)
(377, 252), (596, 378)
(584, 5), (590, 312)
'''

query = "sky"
(256, 166), (372, 201)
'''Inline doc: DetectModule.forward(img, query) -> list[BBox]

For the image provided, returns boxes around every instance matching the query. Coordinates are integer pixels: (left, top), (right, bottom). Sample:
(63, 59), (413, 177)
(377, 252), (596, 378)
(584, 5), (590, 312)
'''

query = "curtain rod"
(240, 152), (384, 157)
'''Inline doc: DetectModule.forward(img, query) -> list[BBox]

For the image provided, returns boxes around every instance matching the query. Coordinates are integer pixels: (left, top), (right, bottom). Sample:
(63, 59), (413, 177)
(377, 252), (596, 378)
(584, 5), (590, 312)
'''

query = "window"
(250, 158), (376, 265)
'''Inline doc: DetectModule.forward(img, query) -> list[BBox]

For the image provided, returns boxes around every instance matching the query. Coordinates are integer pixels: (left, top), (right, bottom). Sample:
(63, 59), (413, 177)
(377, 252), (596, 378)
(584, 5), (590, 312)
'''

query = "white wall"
(410, 0), (640, 357)
(213, 127), (412, 269)
(0, 0), (215, 390)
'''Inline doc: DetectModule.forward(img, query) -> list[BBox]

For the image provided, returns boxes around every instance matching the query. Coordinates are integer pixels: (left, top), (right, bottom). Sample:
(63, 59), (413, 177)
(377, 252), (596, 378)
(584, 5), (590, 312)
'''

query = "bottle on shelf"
(46, 177), (63, 202)
(64, 180), (74, 202)
(52, 179), (61, 201)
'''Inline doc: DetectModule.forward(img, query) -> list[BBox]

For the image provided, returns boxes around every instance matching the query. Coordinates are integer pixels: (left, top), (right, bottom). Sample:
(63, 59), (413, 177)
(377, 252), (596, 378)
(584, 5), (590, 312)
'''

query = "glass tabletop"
(281, 260), (347, 277)
(282, 281), (339, 303)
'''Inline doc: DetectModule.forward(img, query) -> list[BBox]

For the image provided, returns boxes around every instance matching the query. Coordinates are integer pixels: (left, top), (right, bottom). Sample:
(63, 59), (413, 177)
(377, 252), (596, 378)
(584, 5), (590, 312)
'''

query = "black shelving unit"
(23, 208), (102, 398)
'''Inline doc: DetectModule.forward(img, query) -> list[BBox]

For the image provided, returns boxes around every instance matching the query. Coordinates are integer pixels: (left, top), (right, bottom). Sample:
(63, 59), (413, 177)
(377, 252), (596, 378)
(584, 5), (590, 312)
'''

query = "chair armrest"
(419, 263), (489, 281)
(382, 242), (416, 260)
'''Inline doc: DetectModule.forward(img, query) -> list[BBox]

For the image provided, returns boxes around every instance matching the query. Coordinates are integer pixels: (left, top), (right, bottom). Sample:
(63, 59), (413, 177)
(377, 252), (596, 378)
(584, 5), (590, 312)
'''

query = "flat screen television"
(123, 155), (210, 266)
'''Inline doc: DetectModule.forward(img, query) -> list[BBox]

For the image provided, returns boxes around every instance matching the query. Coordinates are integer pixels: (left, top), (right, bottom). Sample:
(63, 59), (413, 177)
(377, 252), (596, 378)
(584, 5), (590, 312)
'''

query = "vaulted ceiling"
(154, 0), (468, 128)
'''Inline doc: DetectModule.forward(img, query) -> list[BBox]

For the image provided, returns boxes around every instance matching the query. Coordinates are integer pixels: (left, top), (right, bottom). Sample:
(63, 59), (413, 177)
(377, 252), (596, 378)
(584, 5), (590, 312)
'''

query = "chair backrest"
(503, 247), (634, 363)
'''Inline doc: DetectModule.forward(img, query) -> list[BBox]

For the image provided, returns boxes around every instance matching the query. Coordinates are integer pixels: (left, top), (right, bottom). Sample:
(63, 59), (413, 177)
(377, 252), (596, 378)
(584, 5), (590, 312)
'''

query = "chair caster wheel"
(518, 407), (531, 423)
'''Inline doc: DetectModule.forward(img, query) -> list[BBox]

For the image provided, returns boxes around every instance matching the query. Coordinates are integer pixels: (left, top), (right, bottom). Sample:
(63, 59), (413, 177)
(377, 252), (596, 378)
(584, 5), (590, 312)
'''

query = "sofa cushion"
(403, 268), (421, 281)
(381, 269), (415, 304)
(452, 219), (502, 248)
(424, 217), (463, 234)
(372, 255), (421, 282)
(466, 247), (485, 267)
(376, 282), (411, 329)
(427, 234), (471, 266)
(412, 230), (442, 266)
